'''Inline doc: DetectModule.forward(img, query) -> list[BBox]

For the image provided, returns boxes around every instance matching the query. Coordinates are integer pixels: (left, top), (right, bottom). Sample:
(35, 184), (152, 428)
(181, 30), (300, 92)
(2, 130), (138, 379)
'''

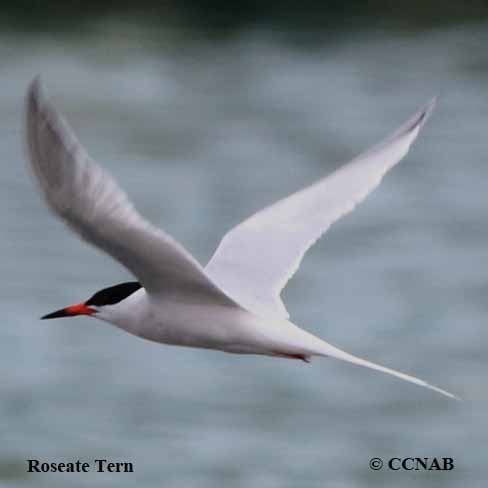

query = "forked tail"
(313, 339), (459, 400)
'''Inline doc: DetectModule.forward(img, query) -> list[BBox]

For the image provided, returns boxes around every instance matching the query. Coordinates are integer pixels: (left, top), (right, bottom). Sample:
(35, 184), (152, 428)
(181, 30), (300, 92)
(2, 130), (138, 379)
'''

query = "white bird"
(26, 77), (456, 399)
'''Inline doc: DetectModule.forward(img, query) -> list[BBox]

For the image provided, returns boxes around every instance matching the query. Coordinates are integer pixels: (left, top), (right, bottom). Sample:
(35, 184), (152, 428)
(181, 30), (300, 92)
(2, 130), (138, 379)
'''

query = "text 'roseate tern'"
(26, 77), (457, 399)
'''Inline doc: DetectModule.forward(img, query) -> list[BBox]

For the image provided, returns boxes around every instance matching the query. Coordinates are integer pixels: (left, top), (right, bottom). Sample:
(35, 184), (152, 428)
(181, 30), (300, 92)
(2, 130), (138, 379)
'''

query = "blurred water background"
(1, 3), (487, 487)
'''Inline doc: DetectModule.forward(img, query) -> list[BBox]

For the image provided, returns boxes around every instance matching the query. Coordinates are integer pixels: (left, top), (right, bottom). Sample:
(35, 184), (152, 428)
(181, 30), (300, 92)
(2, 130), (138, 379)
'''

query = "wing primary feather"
(206, 99), (436, 318)
(25, 76), (239, 307)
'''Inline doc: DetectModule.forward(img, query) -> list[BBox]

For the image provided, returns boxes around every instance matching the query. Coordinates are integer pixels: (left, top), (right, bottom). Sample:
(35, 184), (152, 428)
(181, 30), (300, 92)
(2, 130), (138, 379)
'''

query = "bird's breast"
(137, 300), (258, 351)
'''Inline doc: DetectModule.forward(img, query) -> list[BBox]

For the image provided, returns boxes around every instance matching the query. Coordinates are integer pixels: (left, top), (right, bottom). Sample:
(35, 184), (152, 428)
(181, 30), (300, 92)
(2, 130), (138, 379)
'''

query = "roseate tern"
(26, 77), (456, 399)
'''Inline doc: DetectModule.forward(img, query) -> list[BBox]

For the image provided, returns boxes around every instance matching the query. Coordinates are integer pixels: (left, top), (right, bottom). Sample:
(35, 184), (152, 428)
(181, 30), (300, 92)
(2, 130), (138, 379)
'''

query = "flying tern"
(26, 77), (456, 399)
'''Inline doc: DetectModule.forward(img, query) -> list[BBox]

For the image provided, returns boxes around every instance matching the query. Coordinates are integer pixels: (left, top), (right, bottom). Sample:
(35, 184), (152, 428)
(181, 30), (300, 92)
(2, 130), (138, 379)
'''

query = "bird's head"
(41, 282), (142, 322)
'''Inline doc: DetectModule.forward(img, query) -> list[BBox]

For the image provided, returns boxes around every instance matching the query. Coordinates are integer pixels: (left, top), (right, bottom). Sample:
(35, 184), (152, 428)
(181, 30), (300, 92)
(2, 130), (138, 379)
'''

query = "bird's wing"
(26, 77), (238, 306)
(206, 100), (435, 318)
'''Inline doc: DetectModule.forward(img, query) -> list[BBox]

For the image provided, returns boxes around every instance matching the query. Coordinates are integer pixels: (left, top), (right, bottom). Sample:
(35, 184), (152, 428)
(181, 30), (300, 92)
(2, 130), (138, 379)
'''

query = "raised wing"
(206, 100), (436, 318)
(26, 77), (237, 306)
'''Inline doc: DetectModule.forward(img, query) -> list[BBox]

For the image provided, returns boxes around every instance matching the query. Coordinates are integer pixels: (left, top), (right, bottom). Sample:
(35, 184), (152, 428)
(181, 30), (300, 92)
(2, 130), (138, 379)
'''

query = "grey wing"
(205, 100), (436, 318)
(26, 77), (237, 306)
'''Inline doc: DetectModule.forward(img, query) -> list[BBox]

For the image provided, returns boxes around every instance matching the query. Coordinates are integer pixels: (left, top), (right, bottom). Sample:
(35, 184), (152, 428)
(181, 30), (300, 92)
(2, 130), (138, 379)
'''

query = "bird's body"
(92, 286), (318, 359)
(26, 77), (457, 399)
